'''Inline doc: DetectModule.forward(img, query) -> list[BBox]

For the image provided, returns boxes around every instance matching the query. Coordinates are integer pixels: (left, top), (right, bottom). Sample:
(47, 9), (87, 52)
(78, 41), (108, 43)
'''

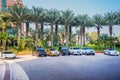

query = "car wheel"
(44, 54), (47, 57)
(36, 53), (39, 57)
(32, 51), (34, 56)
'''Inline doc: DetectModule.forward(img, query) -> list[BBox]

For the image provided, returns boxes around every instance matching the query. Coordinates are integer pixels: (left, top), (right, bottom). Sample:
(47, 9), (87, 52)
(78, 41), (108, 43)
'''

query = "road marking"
(3, 61), (10, 80)
(5, 60), (29, 80)
(0, 60), (5, 80)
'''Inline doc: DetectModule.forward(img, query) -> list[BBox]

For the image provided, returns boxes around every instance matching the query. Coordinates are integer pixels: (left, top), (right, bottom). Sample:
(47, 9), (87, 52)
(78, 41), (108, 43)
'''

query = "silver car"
(104, 48), (119, 56)
(81, 48), (95, 55)
(1, 51), (16, 59)
(69, 47), (82, 55)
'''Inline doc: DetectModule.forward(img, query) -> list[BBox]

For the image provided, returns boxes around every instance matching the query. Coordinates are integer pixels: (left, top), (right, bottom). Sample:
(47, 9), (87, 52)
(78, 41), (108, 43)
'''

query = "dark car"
(59, 46), (71, 55)
(32, 47), (47, 57)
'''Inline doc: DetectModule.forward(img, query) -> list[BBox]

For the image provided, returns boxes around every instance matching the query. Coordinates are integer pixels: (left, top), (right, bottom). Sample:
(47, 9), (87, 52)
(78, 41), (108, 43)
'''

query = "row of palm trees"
(0, 5), (120, 49)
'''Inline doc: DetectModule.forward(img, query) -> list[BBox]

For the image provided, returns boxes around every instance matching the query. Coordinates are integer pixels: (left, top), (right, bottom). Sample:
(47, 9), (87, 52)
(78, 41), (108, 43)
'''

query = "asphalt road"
(17, 54), (120, 80)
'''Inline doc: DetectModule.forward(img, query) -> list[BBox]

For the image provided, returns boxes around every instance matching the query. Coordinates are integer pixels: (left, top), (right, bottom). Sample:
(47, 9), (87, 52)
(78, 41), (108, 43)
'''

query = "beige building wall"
(0, 0), (23, 10)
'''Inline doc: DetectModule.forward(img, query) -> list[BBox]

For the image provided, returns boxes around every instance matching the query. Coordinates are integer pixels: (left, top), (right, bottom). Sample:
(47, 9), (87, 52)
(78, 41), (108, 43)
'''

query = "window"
(2, 0), (7, 11)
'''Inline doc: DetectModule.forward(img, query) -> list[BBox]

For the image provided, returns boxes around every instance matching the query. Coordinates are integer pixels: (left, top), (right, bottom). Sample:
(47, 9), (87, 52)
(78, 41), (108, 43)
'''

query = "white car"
(1, 51), (16, 59)
(69, 47), (82, 55)
(81, 48), (95, 55)
(104, 48), (119, 56)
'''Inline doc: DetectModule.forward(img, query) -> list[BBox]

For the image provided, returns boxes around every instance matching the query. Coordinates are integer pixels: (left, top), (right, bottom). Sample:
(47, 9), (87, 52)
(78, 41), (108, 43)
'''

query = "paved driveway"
(16, 54), (120, 80)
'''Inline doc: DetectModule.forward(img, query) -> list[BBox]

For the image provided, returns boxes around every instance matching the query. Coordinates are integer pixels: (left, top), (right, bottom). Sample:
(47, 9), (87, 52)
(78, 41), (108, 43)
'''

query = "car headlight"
(117, 51), (119, 54)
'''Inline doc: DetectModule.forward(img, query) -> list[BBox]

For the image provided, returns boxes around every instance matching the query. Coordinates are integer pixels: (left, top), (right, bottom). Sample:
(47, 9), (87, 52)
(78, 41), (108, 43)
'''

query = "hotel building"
(0, 0), (23, 11)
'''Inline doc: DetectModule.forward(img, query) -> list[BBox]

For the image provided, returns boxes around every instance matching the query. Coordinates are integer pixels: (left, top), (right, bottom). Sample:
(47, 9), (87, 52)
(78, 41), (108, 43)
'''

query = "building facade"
(0, 0), (22, 11)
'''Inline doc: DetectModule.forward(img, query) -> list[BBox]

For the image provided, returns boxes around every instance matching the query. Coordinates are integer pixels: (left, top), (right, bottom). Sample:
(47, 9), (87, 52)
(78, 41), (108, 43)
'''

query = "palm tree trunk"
(109, 25), (112, 38)
(65, 24), (69, 47)
(83, 27), (85, 46)
(35, 23), (39, 47)
(109, 25), (113, 48)
(55, 23), (58, 35)
(78, 35), (80, 45)
(62, 34), (64, 45)
(69, 26), (72, 45)
(80, 26), (83, 48)
(18, 23), (21, 46)
(97, 26), (100, 50)
(97, 26), (100, 41)
(26, 22), (29, 37)
(41, 23), (44, 39)
(51, 23), (54, 47)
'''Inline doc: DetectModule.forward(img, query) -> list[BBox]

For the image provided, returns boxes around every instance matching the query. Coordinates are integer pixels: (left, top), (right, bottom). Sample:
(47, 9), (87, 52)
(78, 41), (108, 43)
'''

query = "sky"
(23, 0), (120, 36)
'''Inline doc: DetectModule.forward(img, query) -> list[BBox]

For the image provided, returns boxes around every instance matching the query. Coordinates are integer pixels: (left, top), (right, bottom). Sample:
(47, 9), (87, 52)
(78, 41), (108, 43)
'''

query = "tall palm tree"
(31, 7), (44, 47)
(24, 8), (32, 37)
(38, 8), (46, 39)
(69, 17), (76, 45)
(46, 8), (60, 47)
(61, 9), (74, 47)
(9, 6), (28, 46)
(93, 14), (104, 44)
(0, 11), (12, 33)
(104, 12), (116, 38)
(76, 14), (92, 46)
(0, 11), (12, 51)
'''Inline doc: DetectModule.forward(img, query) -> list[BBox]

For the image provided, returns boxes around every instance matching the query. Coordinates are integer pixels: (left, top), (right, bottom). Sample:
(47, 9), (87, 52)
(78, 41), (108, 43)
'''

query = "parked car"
(59, 46), (71, 55)
(81, 47), (95, 55)
(104, 48), (119, 56)
(1, 51), (16, 59)
(32, 47), (47, 57)
(69, 47), (82, 55)
(47, 48), (59, 56)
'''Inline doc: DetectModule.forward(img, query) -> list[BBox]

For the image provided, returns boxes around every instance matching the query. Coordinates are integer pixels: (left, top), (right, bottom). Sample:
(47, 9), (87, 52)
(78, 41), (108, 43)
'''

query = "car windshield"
(62, 47), (68, 49)
(62, 49), (68, 51)
(72, 48), (80, 50)
(50, 49), (55, 51)
(36, 47), (44, 51)
(83, 48), (91, 50)
(108, 48), (114, 50)
(3, 52), (13, 54)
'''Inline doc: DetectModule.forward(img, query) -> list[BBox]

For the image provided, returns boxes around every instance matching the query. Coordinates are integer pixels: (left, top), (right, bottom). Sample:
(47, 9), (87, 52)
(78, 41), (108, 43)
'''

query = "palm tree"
(104, 11), (116, 38)
(93, 14), (104, 45)
(0, 32), (9, 51)
(46, 8), (60, 47)
(76, 14), (92, 46)
(31, 7), (44, 47)
(0, 11), (12, 33)
(9, 6), (29, 46)
(38, 8), (46, 39)
(69, 17), (76, 45)
(24, 8), (32, 37)
(0, 11), (12, 51)
(61, 9), (74, 47)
